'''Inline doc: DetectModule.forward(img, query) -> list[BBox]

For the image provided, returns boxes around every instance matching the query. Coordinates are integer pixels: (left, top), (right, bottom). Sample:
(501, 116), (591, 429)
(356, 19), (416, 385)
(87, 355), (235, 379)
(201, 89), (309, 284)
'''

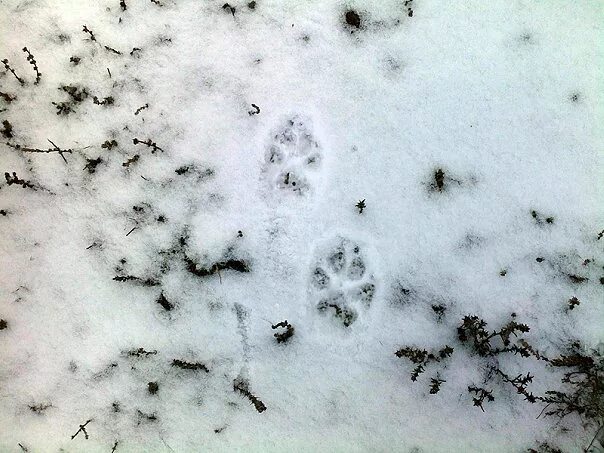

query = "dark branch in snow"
(4, 172), (36, 189)
(7, 140), (73, 163)
(111, 440), (119, 452)
(135, 103), (149, 115)
(22, 47), (41, 84)
(29, 403), (53, 414)
(133, 137), (164, 153)
(171, 359), (209, 372)
(82, 25), (96, 42)
(184, 255), (250, 278)
(71, 419), (92, 440)
(2, 59), (25, 85)
(395, 345), (454, 381)
(567, 274), (588, 284)
(113, 275), (160, 286)
(125, 347), (157, 357)
(104, 46), (122, 55)
(234, 378), (266, 413)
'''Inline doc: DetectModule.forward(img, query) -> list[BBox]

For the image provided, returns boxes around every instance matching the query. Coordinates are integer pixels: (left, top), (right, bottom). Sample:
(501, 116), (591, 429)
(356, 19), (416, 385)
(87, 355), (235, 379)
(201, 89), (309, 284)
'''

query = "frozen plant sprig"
(22, 47), (41, 84)
(71, 419), (92, 440)
(2, 59), (25, 85)
(133, 137), (164, 153)
(7, 139), (75, 163)
(233, 378), (266, 413)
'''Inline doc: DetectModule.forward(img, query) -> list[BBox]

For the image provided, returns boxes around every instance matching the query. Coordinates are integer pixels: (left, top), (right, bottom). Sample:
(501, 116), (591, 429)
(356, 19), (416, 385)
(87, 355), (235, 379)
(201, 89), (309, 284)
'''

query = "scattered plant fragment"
(271, 320), (294, 343)
(185, 255), (250, 278)
(122, 154), (139, 167)
(4, 172), (36, 189)
(156, 292), (174, 311)
(28, 403), (52, 414)
(567, 297), (580, 311)
(125, 347), (157, 357)
(101, 139), (118, 150)
(468, 386), (495, 411)
(0, 91), (16, 103)
(344, 9), (361, 30)
(395, 345), (454, 381)
(531, 210), (554, 225)
(147, 382), (159, 395)
(2, 59), (25, 85)
(136, 410), (157, 424)
(248, 104), (260, 116)
(22, 47), (41, 84)
(135, 103), (149, 115)
(71, 419), (92, 440)
(355, 199), (366, 214)
(92, 95), (114, 106)
(233, 378), (266, 413)
(429, 376), (446, 394)
(171, 359), (209, 372)
(133, 137), (164, 153)
(83, 157), (102, 174)
(222, 3), (236, 16)
(1, 119), (13, 138)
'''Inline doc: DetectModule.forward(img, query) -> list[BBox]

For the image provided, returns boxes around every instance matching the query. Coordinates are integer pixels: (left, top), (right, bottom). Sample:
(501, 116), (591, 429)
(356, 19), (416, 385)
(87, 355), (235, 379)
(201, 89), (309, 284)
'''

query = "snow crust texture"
(0, 0), (603, 452)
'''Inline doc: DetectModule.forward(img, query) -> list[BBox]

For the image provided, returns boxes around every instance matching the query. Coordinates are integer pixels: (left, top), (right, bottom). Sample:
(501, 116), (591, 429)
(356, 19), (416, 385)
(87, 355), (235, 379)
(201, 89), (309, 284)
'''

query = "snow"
(0, 0), (603, 451)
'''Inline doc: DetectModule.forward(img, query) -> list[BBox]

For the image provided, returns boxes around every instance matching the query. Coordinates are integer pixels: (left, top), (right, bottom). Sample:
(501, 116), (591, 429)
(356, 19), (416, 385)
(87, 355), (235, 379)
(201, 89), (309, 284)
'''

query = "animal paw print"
(309, 236), (376, 327)
(263, 114), (322, 195)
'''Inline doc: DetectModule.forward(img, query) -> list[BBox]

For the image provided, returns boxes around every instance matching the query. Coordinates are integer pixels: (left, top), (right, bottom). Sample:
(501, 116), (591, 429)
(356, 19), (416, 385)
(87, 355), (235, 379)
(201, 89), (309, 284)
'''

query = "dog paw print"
(262, 114), (322, 195)
(309, 236), (376, 327)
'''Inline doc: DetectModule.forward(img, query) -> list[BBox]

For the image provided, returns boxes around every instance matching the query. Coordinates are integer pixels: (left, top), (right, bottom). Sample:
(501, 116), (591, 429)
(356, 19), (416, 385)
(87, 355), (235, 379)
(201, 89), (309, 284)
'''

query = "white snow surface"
(0, 0), (602, 451)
